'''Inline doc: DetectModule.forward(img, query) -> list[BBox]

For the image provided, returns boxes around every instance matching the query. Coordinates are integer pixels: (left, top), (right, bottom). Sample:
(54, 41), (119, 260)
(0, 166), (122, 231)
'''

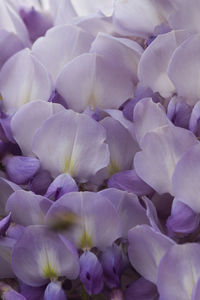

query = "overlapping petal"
(12, 225), (80, 286)
(0, 49), (52, 114)
(32, 25), (93, 82)
(33, 110), (109, 181)
(56, 53), (134, 112)
(134, 125), (197, 194)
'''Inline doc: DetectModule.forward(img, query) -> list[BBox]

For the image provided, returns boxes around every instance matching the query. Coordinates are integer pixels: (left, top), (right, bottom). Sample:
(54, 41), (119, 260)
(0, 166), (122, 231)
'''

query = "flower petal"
(56, 53), (134, 112)
(32, 25), (93, 82)
(33, 110), (109, 181)
(6, 190), (52, 226)
(158, 243), (200, 300)
(128, 224), (175, 283)
(12, 225), (80, 286)
(0, 48), (52, 114)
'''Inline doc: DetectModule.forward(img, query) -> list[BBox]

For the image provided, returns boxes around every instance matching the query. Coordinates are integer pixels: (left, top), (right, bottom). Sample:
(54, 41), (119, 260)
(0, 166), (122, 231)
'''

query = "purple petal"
(193, 279), (200, 300)
(33, 110), (109, 181)
(12, 225), (80, 286)
(134, 98), (170, 145)
(167, 96), (192, 129)
(90, 32), (143, 85)
(3, 289), (26, 300)
(44, 282), (66, 300)
(134, 125), (197, 194)
(11, 101), (65, 156)
(123, 87), (154, 121)
(45, 191), (121, 250)
(158, 243), (200, 300)
(6, 190), (52, 226)
(7, 224), (24, 240)
(100, 117), (139, 175)
(167, 199), (199, 235)
(168, 0), (200, 32)
(108, 170), (153, 196)
(3, 155), (40, 185)
(128, 225), (175, 283)
(100, 244), (123, 289)
(45, 174), (78, 201)
(0, 1), (30, 46)
(0, 48), (52, 114)
(56, 53), (134, 112)
(80, 251), (104, 295)
(0, 29), (24, 70)
(32, 24), (93, 82)
(125, 277), (158, 300)
(138, 30), (190, 97)
(142, 196), (163, 232)
(29, 169), (53, 196)
(20, 283), (45, 300)
(172, 143), (200, 213)
(189, 100), (200, 136)
(168, 34), (200, 105)
(99, 188), (149, 237)
(104, 108), (136, 139)
(113, 0), (168, 38)
(20, 7), (52, 42)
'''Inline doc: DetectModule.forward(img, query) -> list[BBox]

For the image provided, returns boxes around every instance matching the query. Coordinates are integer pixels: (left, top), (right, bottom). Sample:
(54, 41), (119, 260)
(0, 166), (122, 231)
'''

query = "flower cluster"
(0, 0), (199, 299)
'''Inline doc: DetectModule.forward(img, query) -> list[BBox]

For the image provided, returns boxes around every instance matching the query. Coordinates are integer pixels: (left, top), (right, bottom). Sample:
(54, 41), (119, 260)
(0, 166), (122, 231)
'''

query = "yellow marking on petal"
(64, 157), (74, 176)
(0, 282), (11, 294)
(80, 228), (92, 250)
(88, 91), (97, 110)
(40, 248), (58, 280)
(0, 94), (3, 101)
(109, 160), (120, 176)
(43, 263), (57, 279)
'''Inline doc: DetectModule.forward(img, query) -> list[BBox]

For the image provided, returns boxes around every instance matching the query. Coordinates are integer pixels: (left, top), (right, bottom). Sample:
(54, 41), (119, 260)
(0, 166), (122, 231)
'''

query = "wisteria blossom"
(0, 0), (200, 299)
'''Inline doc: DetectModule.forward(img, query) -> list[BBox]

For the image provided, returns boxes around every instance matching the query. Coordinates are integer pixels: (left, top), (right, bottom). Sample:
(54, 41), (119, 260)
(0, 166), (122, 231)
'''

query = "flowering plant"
(0, 0), (199, 299)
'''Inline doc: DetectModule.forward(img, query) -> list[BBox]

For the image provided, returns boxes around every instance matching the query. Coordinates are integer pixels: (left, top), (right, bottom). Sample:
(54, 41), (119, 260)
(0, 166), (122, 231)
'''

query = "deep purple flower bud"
(167, 96), (192, 129)
(44, 282), (67, 300)
(0, 212), (11, 236)
(101, 244), (123, 289)
(189, 101), (200, 136)
(79, 251), (104, 295)
(167, 200), (199, 236)
(3, 155), (40, 185)
(20, 7), (52, 42)
(2, 289), (26, 300)
(45, 174), (78, 201)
